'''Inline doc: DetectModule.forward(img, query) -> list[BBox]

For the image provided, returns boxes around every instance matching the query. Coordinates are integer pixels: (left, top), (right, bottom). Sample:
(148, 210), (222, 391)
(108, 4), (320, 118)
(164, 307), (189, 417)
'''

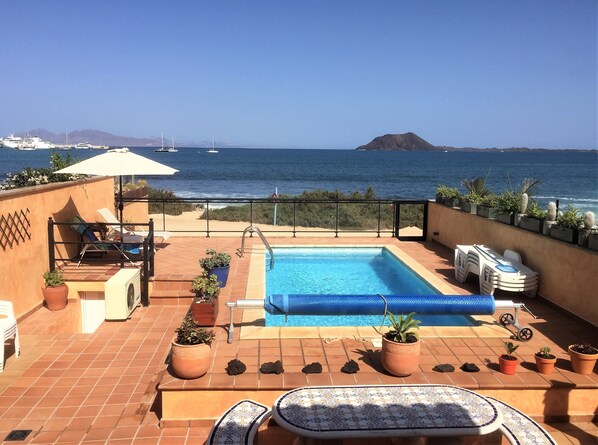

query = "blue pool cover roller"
(265, 294), (496, 316)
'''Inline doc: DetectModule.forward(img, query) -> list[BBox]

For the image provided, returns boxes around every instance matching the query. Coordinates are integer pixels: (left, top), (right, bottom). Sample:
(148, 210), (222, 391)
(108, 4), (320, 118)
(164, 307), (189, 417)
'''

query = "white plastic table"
(272, 385), (502, 444)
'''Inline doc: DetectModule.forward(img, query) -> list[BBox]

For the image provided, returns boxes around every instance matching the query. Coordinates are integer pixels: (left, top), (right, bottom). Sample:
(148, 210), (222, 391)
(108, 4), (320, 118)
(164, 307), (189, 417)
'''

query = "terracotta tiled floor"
(1, 236), (596, 444)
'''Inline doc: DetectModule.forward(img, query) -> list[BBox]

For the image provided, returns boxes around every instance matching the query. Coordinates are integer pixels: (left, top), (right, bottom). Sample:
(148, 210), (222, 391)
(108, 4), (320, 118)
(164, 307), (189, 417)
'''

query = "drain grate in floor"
(4, 430), (32, 441)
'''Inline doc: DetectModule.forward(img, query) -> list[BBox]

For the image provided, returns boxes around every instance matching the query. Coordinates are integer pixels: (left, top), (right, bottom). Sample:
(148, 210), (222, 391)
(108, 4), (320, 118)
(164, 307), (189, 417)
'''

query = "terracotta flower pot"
(42, 284), (68, 311)
(534, 354), (557, 375)
(498, 355), (519, 375)
(568, 345), (598, 375)
(381, 336), (421, 377)
(170, 341), (211, 379)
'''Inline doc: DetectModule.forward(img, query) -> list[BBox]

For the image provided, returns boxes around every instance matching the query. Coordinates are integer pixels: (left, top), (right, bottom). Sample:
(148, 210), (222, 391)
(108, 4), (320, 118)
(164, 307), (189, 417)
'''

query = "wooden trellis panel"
(0, 209), (31, 250)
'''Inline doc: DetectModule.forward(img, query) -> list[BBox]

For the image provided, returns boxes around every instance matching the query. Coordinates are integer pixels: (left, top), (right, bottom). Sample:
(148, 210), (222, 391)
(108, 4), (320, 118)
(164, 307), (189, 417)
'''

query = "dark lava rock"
(302, 362), (323, 374)
(260, 360), (284, 374)
(341, 359), (360, 374)
(226, 359), (246, 376)
(433, 364), (455, 373)
(461, 363), (480, 372)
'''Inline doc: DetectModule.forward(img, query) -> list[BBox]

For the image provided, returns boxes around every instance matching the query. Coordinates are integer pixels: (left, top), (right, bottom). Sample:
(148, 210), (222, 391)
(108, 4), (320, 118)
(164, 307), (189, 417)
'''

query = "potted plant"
(551, 205), (583, 244)
(199, 249), (231, 287)
(498, 341), (520, 375)
(568, 343), (598, 375)
(190, 272), (220, 326)
(42, 269), (68, 311)
(534, 346), (557, 374)
(495, 191), (520, 225)
(460, 177), (489, 214)
(435, 185), (460, 207)
(380, 312), (421, 377)
(170, 315), (215, 379)
(514, 178), (541, 226)
(520, 201), (547, 233)
(476, 194), (499, 219)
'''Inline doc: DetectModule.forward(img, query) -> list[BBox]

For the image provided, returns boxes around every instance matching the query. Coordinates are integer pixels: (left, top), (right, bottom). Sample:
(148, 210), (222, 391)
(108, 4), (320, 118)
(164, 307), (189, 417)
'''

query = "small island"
(356, 132), (440, 151)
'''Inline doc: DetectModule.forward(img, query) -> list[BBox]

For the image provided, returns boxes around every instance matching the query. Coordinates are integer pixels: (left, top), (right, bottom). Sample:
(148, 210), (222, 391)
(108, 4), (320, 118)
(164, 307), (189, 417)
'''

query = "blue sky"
(0, 1), (596, 149)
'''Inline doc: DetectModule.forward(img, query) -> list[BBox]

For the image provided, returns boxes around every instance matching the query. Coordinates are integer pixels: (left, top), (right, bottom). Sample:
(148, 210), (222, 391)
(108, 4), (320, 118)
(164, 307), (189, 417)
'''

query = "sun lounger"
(70, 216), (137, 266)
(455, 245), (538, 297)
(0, 301), (20, 372)
(97, 208), (173, 244)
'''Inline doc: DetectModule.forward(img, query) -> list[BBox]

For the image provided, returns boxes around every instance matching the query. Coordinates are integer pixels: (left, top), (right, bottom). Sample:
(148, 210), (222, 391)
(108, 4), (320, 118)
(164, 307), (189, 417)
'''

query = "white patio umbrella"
(55, 148), (178, 220)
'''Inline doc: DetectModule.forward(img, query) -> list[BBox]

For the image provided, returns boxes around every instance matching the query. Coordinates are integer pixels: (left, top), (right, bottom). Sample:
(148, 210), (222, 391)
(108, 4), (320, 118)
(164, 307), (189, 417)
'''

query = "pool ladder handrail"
(240, 225), (274, 269)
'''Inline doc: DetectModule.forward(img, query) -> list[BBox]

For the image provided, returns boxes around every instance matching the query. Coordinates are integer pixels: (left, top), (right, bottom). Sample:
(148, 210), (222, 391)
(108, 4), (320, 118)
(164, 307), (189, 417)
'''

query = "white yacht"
(206, 137), (219, 153)
(74, 142), (92, 149)
(156, 134), (178, 152)
(28, 136), (55, 149)
(1, 134), (24, 149)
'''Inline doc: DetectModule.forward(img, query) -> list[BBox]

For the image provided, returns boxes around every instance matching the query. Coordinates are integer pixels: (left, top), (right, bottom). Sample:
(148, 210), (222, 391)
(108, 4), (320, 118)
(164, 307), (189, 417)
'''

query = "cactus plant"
(519, 193), (528, 214)
(584, 211), (596, 230)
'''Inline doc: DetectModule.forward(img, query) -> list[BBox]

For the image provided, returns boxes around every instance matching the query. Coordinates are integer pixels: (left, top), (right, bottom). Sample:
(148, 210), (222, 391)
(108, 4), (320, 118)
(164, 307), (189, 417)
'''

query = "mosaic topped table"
(272, 384), (502, 443)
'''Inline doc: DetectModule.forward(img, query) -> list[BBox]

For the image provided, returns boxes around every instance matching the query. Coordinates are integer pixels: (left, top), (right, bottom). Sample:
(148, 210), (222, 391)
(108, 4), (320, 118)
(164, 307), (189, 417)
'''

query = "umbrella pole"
(119, 176), (124, 222)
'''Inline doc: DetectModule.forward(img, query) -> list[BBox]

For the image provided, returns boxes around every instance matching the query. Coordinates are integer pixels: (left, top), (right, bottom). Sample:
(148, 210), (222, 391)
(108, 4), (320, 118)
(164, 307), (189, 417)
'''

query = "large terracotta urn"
(381, 336), (421, 377)
(43, 284), (68, 311)
(170, 342), (211, 379)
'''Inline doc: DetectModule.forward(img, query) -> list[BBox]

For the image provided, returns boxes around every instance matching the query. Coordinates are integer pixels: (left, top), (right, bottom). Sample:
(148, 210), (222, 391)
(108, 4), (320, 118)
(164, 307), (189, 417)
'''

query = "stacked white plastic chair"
(0, 300), (20, 372)
(455, 245), (538, 297)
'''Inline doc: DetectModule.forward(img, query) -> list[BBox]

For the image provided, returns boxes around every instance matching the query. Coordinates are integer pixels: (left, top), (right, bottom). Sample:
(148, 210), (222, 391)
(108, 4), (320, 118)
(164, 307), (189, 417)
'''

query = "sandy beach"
(148, 209), (421, 237)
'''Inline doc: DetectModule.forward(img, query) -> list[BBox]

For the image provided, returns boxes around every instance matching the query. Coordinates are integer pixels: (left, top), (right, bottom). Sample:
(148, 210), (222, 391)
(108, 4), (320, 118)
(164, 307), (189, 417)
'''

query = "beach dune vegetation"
(201, 188), (423, 230)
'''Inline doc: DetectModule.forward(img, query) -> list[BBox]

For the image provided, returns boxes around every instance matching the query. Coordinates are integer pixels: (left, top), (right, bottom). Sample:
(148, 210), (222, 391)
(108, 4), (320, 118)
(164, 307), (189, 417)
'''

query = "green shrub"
(526, 201), (547, 220)
(175, 315), (215, 346)
(43, 269), (65, 288)
(199, 249), (231, 270)
(556, 205), (583, 230)
(479, 194), (499, 207)
(435, 185), (460, 199)
(191, 272), (220, 303)
(1, 152), (84, 190)
(148, 187), (199, 215)
(495, 191), (521, 214)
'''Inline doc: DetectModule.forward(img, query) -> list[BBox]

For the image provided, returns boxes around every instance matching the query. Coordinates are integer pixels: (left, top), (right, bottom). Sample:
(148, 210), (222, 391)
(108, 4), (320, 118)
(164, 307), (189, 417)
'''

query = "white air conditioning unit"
(105, 268), (141, 320)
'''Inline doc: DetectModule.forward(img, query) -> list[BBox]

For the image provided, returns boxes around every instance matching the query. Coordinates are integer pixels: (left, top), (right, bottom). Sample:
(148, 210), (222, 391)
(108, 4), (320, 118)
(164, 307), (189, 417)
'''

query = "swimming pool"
(264, 247), (474, 327)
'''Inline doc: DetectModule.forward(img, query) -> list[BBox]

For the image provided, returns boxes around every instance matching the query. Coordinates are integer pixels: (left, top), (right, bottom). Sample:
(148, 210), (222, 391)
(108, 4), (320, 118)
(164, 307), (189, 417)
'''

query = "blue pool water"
(264, 247), (475, 327)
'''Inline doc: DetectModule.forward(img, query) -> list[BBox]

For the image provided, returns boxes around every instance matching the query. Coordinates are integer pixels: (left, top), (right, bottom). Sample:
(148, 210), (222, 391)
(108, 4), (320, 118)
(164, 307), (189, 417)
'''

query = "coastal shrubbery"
(0, 152), (84, 190)
(201, 188), (423, 230)
(147, 188), (200, 215)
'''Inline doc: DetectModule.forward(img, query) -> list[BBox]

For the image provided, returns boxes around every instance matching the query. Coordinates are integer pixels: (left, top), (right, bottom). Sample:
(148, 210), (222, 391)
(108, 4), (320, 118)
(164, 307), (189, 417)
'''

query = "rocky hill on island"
(356, 132), (440, 151)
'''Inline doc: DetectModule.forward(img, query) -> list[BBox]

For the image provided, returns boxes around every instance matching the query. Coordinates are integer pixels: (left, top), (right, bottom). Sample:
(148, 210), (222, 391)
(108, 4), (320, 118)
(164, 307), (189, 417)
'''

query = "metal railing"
(47, 218), (156, 306)
(125, 196), (428, 239)
(240, 225), (275, 269)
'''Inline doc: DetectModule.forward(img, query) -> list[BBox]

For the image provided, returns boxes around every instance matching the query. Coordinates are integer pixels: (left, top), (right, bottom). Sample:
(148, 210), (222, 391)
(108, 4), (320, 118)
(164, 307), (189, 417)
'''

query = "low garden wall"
(426, 201), (598, 327)
(0, 177), (114, 319)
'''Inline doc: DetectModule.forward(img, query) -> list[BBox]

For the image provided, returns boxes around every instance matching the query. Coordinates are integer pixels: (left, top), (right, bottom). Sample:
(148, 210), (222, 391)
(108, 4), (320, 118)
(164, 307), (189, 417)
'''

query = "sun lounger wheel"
(517, 327), (533, 341)
(499, 313), (514, 326)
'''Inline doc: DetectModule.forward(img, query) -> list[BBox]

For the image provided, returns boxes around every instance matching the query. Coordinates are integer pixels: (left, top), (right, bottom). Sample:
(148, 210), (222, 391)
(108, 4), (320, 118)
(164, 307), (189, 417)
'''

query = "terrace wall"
(0, 177), (114, 319)
(426, 201), (598, 327)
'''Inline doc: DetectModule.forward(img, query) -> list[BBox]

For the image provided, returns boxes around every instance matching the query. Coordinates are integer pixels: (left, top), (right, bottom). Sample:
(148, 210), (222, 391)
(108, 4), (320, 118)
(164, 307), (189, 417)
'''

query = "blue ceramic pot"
(207, 266), (229, 287)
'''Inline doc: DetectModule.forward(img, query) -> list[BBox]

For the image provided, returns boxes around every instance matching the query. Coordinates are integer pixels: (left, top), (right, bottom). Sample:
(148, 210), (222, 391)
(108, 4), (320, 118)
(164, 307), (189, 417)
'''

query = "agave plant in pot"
(380, 311), (421, 377)
(199, 249), (231, 287)
(42, 269), (68, 311)
(460, 177), (489, 214)
(534, 346), (557, 375)
(498, 341), (520, 375)
(568, 343), (598, 375)
(190, 272), (220, 326)
(170, 315), (215, 379)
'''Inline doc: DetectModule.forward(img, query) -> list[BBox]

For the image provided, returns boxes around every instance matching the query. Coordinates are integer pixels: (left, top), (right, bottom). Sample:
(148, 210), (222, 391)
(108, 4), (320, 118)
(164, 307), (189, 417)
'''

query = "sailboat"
(206, 137), (218, 154)
(155, 133), (177, 152)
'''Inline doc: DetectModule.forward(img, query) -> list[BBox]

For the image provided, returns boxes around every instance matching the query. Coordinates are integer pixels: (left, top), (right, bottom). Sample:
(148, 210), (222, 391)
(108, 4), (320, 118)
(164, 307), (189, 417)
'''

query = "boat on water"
(74, 142), (92, 149)
(27, 136), (55, 150)
(206, 137), (219, 153)
(156, 134), (178, 152)
(1, 134), (24, 149)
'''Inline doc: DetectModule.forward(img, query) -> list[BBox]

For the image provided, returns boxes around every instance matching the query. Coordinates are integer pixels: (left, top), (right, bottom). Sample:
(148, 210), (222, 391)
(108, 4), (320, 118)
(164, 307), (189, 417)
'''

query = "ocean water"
(1, 147), (596, 213)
